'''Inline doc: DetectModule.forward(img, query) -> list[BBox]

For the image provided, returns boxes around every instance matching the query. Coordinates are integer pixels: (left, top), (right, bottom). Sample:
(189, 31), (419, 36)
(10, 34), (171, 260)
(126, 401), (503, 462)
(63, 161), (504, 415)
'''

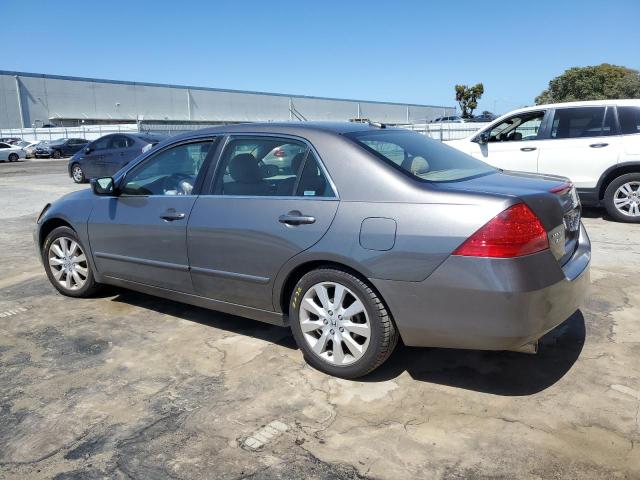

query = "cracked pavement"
(1, 159), (639, 479)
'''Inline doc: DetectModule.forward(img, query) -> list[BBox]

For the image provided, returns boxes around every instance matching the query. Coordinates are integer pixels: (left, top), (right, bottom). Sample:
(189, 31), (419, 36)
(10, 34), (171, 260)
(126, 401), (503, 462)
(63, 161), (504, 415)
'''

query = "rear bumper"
(371, 223), (591, 351)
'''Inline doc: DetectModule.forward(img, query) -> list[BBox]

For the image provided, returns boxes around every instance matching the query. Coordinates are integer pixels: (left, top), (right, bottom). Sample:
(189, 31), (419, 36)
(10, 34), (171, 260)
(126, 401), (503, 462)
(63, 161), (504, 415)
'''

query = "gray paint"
(35, 122), (590, 352)
(0, 70), (454, 128)
(359, 217), (397, 251)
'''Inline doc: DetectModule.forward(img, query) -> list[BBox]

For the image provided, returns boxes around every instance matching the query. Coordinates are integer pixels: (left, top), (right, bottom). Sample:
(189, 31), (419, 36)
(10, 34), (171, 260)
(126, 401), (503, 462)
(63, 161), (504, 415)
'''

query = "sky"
(2, 0), (639, 114)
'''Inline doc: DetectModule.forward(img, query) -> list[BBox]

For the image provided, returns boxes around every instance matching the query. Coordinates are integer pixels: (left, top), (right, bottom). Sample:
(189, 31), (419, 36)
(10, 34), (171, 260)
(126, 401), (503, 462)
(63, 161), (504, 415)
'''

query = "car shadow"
(581, 206), (607, 220)
(108, 289), (298, 350)
(106, 289), (585, 395)
(361, 310), (586, 396)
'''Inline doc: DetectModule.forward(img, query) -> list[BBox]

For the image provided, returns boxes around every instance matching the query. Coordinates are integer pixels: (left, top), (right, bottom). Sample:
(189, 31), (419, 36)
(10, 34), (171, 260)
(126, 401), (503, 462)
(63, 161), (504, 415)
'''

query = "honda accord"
(34, 122), (590, 378)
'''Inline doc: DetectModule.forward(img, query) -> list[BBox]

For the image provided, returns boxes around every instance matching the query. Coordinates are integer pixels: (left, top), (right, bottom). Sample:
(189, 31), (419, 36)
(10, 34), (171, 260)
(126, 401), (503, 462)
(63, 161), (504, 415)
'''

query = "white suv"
(448, 100), (640, 222)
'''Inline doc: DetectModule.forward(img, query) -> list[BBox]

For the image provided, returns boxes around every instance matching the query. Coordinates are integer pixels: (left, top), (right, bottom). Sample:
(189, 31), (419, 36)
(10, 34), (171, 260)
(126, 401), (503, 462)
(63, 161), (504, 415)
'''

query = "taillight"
(273, 149), (286, 157)
(549, 181), (573, 196)
(453, 203), (549, 258)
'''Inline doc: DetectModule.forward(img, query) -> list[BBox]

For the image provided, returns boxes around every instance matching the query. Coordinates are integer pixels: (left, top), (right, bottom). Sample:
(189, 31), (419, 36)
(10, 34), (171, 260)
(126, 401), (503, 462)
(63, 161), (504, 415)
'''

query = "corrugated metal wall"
(0, 71), (454, 128)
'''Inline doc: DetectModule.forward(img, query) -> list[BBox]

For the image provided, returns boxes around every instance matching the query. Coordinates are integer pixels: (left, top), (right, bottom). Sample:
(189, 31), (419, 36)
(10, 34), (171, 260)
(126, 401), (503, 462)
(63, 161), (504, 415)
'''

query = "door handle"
(160, 210), (186, 221)
(520, 147), (537, 152)
(279, 211), (316, 226)
(590, 143), (608, 148)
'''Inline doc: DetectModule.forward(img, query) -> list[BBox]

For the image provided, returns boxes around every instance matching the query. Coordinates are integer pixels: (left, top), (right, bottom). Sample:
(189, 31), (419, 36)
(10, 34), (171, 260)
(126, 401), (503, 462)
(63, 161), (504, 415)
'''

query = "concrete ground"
(1, 159), (639, 480)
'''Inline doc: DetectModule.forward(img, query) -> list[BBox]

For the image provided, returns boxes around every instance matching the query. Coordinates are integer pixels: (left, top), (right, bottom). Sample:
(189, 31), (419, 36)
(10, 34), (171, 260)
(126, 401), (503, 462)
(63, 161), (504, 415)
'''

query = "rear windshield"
(346, 130), (495, 182)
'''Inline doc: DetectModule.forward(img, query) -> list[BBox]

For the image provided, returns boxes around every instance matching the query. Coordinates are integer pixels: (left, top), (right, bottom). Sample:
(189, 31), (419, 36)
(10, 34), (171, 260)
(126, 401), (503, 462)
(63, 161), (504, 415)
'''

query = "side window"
(295, 151), (335, 197)
(618, 106), (640, 135)
(550, 107), (606, 139)
(110, 135), (129, 149)
(487, 111), (544, 142)
(214, 137), (307, 196)
(121, 140), (212, 196)
(92, 136), (111, 151)
(0, 143), (9, 149)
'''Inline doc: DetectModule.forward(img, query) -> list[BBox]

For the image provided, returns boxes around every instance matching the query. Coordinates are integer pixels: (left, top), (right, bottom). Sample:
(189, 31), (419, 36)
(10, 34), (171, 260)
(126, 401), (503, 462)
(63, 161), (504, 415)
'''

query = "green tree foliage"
(535, 64), (640, 104)
(455, 83), (484, 118)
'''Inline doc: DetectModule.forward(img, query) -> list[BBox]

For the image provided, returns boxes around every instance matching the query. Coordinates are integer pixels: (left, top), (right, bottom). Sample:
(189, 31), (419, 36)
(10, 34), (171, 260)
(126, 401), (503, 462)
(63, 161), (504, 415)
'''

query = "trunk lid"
(437, 170), (581, 265)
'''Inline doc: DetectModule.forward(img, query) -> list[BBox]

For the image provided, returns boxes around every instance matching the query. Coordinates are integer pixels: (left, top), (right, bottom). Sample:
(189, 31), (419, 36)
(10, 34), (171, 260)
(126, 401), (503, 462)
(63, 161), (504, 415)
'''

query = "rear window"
(346, 130), (495, 182)
(618, 106), (640, 135)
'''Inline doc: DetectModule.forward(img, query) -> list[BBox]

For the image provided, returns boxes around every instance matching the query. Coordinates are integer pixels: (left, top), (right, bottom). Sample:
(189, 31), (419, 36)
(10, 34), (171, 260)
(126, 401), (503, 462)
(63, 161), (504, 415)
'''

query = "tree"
(455, 83), (484, 118)
(535, 64), (640, 104)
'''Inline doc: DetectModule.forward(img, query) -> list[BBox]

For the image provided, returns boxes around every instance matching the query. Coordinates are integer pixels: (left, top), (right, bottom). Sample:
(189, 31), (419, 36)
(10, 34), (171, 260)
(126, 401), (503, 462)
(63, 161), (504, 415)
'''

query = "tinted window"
(110, 135), (133, 149)
(215, 137), (308, 196)
(294, 151), (334, 197)
(121, 141), (212, 196)
(487, 111), (544, 142)
(0, 143), (8, 149)
(347, 130), (495, 182)
(92, 136), (111, 150)
(550, 107), (608, 139)
(618, 106), (640, 135)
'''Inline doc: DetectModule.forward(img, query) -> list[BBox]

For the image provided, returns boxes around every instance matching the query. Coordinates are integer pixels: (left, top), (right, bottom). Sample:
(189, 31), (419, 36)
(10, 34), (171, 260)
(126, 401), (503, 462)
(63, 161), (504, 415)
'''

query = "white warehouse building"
(0, 70), (454, 129)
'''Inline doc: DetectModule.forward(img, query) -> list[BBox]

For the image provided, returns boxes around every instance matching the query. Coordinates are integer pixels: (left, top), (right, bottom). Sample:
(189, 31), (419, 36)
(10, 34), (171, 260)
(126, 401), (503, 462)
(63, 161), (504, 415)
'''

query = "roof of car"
(181, 121), (397, 136)
(509, 98), (640, 114)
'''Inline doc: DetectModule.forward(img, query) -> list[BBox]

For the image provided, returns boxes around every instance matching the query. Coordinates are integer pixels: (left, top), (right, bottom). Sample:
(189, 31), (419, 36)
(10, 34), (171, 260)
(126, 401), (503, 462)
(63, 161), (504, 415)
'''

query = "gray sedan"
(34, 122), (590, 378)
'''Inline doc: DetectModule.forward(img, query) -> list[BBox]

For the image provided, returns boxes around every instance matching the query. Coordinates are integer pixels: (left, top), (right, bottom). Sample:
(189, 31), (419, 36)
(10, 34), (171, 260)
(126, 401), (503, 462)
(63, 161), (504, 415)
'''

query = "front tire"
(71, 163), (85, 183)
(43, 226), (100, 297)
(604, 173), (640, 223)
(289, 268), (398, 378)
(52, 149), (62, 159)
(8, 153), (18, 162)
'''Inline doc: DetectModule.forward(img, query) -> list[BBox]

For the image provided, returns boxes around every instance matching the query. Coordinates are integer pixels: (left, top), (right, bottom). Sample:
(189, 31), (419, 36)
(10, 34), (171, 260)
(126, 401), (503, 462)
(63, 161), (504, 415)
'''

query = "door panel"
(187, 197), (339, 310)
(469, 140), (541, 172)
(537, 106), (620, 188)
(467, 110), (547, 173)
(88, 196), (196, 292)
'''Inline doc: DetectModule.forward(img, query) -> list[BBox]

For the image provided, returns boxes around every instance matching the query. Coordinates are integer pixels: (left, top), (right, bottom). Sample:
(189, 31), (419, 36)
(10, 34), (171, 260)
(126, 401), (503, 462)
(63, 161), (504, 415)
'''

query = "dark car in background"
(68, 133), (166, 183)
(35, 138), (89, 159)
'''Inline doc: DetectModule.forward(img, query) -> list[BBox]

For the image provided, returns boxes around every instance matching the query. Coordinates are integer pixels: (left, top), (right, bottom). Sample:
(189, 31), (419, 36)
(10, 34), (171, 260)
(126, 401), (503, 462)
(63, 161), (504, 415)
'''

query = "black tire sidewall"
(289, 268), (389, 378)
(604, 173), (640, 223)
(53, 150), (62, 159)
(9, 153), (18, 162)
(42, 226), (97, 297)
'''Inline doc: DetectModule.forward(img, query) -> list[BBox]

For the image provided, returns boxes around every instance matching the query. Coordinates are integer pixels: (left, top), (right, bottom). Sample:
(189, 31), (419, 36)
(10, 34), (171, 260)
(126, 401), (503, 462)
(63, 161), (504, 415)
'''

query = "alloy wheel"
(48, 236), (89, 291)
(613, 181), (640, 217)
(298, 281), (371, 366)
(72, 165), (83, 182)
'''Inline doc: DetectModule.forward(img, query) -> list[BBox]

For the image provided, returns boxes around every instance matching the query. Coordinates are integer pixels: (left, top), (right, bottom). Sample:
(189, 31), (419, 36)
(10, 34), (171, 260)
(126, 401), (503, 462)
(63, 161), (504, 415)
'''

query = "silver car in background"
(34, 122), (590, 378)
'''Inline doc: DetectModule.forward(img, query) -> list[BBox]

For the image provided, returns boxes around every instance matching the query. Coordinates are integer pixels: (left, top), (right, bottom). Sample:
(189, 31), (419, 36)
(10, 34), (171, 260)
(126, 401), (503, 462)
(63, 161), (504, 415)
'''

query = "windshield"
(49, 139), (66, 145)
(346, 130), (495, 182)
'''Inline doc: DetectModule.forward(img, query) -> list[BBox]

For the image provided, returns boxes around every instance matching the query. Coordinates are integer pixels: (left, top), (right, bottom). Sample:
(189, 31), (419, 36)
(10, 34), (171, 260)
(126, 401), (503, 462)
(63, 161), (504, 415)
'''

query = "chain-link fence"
(1, 121), (492, 145)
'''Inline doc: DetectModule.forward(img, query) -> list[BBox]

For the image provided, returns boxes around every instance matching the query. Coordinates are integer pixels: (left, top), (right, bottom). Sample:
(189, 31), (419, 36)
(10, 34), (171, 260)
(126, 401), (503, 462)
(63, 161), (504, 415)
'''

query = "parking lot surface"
(1, 159), (639, 479)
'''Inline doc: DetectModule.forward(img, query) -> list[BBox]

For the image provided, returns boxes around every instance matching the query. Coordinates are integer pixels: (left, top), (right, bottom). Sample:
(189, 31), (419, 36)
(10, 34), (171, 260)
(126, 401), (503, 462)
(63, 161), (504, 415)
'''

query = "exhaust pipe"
(511, 341), (538, 354)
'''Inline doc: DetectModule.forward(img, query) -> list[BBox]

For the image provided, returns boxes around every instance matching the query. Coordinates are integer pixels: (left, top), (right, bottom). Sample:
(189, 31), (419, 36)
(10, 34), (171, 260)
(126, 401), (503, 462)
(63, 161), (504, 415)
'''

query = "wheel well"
(279, 260), (380, 317)
(38, 218), (73, 249)
(599, 165), (640, 200)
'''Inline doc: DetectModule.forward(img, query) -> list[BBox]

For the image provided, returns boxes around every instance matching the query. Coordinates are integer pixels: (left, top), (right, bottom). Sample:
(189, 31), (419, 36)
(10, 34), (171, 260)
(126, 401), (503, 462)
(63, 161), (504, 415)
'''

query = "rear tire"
(289, 267), (398, 378)
(8, 153), (18, 162)
(71, 163), (85, 183)
(43, 226), (101, 298)
(604, 173), (640, 223)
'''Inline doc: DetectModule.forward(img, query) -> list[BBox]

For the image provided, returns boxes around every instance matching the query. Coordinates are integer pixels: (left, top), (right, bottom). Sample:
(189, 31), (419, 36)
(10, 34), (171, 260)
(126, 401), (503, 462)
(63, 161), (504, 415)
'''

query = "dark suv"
(68, 133), (165, 183)
(36, 138), (89, 159)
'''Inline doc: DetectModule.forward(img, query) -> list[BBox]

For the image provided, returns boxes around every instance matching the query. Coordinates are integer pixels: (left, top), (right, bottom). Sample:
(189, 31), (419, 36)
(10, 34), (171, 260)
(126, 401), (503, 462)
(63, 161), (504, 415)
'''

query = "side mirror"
(477, 130), (491, 144)
(91, 177), (116, 196)
(84, 147), (92, 154)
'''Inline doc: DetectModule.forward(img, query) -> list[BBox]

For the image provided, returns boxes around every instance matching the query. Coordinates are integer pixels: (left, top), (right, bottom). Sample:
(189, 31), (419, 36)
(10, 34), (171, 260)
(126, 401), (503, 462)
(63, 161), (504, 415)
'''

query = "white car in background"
(0, 142), (26, 162)
(448, 100), (640, 222)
